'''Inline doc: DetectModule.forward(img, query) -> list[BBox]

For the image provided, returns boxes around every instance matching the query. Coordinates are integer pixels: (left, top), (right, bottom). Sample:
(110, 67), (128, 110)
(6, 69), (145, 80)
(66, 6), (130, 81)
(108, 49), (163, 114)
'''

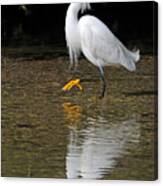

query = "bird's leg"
(98, 66), (106, 98)
(68, 57), (74, 71)
(74, 53), (79, 72)
(68, 48), (74, 71)
(74, 61), (78, 72)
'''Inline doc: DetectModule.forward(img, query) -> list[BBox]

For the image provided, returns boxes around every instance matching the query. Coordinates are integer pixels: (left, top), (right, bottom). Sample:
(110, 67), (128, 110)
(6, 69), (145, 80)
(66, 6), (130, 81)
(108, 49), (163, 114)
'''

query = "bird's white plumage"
(78, 15), (140, 71)
(65, 3), (140, 72)
(65, 3), (91, 67)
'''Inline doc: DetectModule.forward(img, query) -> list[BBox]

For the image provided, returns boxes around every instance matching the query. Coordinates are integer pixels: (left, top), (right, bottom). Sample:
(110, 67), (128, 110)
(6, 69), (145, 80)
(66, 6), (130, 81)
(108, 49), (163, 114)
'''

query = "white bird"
(65, 3), (140, 97)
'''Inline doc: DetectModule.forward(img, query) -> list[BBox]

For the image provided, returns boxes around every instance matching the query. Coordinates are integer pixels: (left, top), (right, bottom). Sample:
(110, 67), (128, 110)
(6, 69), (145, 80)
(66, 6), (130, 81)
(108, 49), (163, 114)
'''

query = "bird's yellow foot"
(62, 79), (83, 91)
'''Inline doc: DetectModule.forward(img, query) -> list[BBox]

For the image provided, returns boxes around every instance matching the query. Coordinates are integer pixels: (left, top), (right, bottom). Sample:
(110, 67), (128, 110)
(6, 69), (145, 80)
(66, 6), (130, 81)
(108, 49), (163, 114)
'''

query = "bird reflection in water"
(63, 102), (140, 179)
(62, 102), (83, 127)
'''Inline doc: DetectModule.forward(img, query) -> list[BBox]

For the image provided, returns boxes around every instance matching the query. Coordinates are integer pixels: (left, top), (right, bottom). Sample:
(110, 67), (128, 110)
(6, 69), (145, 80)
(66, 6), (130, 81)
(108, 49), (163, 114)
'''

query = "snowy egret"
(63, 3), (140, 97)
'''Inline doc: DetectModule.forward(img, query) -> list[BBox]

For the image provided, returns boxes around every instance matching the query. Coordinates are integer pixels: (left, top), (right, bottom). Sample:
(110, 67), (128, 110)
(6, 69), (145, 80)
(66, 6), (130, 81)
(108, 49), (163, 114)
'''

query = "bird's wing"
(78, 16), (138, 71)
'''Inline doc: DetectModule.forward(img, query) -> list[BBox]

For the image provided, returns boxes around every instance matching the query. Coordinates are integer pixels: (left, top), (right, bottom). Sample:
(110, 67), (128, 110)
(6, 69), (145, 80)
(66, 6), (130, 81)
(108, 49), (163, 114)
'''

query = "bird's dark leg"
(68, 58), (74, 71)
(68, 48), (74, 71)
(74, 53), (79, 72)
(98, 66), (106, 98)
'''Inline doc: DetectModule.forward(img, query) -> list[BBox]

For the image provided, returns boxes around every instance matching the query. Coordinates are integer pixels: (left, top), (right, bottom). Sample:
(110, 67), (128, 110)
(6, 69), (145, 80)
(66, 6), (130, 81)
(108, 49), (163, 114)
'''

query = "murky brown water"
(1, 46), (157, 180)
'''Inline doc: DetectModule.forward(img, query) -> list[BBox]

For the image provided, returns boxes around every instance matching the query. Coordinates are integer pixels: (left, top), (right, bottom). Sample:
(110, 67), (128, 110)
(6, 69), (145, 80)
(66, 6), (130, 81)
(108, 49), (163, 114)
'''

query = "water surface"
(1, 47), (157, 180)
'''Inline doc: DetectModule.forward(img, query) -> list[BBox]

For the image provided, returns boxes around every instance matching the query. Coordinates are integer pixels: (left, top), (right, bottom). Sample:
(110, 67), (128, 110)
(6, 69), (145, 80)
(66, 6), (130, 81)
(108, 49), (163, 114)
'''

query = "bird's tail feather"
(119, 44), (140, 71)
(122, 58), (136, 72)
(129, 49), (140, 63)
(81, 3), (91, 13)
(119, 47), (136, 72)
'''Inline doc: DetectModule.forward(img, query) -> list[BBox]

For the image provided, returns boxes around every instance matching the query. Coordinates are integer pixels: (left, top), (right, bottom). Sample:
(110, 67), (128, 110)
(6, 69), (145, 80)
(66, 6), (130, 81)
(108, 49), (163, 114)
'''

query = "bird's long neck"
(66, 3), (81, 25)
(65, 3), (90, 55)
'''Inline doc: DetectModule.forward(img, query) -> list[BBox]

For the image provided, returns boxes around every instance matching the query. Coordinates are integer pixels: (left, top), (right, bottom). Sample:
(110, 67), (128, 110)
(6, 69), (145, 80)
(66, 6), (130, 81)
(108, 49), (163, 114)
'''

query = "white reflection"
(66, 116), (140, 179)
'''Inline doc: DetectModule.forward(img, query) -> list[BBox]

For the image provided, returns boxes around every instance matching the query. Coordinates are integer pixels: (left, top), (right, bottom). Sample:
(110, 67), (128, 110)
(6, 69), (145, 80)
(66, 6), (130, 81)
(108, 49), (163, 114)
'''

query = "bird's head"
(68, 3), (91, 15)
(80, 3), (91, 13)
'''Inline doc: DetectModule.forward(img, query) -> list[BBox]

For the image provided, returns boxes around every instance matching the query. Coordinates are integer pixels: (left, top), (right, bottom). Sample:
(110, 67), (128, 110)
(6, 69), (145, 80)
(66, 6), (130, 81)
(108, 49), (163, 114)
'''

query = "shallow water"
(1, 47), (157, 180)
